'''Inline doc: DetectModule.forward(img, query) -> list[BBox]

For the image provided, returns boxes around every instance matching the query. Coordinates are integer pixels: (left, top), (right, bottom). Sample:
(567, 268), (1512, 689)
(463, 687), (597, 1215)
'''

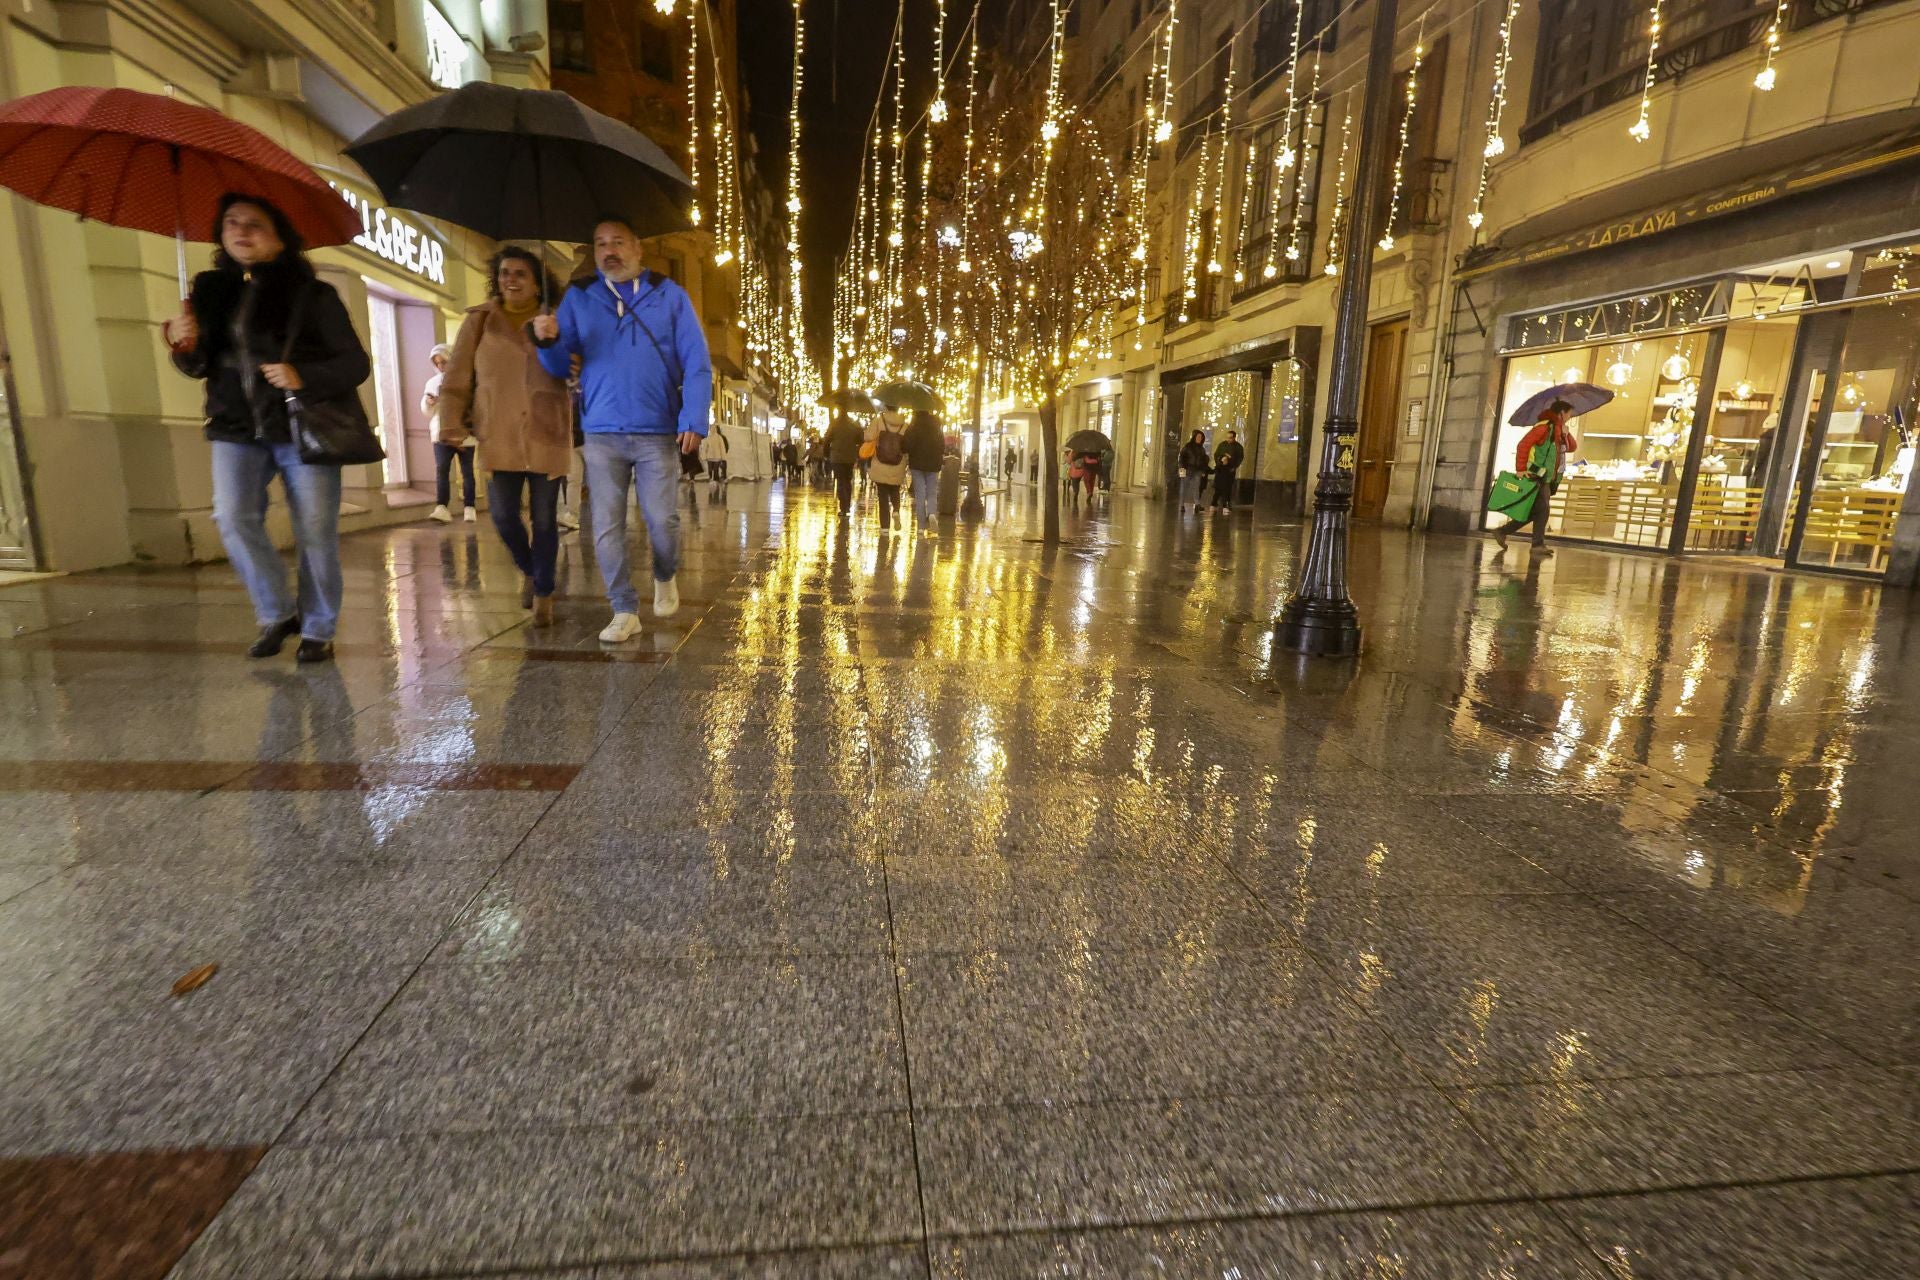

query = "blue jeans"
(910, 469), (938, 523)
(211, 439), (343, 641)
(434, 441), (475, 507)
(584, 432), (680, 614)
(488, 470), (561, 597)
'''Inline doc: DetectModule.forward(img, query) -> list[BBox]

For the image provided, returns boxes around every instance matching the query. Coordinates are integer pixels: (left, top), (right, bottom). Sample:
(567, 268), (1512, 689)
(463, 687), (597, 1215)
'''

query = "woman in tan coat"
(438, 247), (572, 624)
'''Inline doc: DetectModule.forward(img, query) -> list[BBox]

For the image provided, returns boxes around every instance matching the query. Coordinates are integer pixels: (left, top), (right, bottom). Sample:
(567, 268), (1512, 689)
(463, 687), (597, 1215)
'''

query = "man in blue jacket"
(532, 216), (712, 641)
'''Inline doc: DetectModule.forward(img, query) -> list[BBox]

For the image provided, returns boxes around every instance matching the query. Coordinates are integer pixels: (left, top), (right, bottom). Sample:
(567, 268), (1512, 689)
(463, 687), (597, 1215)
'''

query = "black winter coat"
(824, 415), (864, 465)
(903, 417), (945, 471)
(1213, 440), (1245, 470)
(1179, 440), (1211, 473)
(172, 254), (370, 447)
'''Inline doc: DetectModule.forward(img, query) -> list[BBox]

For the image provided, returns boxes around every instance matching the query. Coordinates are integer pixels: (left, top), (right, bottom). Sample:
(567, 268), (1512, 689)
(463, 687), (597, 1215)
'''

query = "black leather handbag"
(282, 285), (384, 467)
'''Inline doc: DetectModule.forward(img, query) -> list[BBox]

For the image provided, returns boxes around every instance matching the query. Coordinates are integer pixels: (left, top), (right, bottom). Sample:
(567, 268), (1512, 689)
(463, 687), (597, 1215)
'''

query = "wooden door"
(1354, 318), (1408, 520)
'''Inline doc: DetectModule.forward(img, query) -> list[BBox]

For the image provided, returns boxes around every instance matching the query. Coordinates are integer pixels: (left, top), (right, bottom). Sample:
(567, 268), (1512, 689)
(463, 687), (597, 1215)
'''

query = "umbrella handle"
(171, 145), (189, 300)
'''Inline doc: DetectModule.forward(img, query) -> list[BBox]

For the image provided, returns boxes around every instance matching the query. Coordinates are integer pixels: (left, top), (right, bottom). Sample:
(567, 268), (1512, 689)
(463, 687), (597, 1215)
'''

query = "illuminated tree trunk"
(1040, 387), (1061, 546)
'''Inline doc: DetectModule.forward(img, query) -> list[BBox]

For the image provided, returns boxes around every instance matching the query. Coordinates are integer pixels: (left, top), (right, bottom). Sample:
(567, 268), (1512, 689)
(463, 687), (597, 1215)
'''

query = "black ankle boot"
(295, 638), (334, 665)
(248, 615), (301, 658)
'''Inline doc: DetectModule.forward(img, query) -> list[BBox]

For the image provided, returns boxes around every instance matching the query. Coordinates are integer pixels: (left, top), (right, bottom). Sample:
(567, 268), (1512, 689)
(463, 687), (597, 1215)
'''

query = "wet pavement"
(2, 475), (1917, 1278)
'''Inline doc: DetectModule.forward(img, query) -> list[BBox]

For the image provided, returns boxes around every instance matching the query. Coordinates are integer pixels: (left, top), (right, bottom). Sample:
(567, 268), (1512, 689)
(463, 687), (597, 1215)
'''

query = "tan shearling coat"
(437, 301), (572, 478)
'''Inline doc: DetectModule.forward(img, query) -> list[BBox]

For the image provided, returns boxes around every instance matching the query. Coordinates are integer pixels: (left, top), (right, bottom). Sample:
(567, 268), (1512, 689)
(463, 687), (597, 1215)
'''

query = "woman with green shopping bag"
(1494, 399), (1578, 553)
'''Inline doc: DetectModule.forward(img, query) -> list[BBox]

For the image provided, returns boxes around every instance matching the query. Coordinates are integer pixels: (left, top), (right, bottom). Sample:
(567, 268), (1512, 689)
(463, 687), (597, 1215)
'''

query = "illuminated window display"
(1487, 245), (1916, 573)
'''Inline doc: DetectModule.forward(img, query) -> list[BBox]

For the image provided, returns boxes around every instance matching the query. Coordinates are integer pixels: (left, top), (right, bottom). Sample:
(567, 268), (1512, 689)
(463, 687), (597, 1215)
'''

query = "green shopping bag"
(1487, 471), (1539, 523)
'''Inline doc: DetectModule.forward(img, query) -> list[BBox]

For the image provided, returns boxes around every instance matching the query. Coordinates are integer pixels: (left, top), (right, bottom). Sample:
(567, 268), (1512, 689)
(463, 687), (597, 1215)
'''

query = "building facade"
(1035, 0), (1920, 586)
(0, 0), (550, 573)
(1041, 0), (1477, 526)
(545, 0), (778, 480)
(1429, 0), (1920, 586)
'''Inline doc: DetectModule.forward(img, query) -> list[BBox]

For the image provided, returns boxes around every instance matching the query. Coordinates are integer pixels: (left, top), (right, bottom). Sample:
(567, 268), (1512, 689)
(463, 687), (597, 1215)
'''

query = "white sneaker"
(653, 577), (680, 618)
(429, 504), (452, 523)
(463, 508), (477, 523)
(599, 612), (642, 643)
(558, 509), (580, 531)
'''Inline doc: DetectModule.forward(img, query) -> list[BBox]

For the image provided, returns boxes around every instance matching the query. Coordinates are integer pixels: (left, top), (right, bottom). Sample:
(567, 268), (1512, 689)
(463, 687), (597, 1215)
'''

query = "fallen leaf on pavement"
(171, 963), (218, 997)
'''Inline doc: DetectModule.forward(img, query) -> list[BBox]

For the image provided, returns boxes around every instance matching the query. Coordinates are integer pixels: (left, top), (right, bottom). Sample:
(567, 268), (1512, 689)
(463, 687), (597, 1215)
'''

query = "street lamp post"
(1276, 0), (1402, 658)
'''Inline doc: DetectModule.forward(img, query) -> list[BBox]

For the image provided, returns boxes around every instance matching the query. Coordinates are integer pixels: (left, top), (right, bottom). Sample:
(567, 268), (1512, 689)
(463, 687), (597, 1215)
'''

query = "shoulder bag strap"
(625, 275), (685, 424)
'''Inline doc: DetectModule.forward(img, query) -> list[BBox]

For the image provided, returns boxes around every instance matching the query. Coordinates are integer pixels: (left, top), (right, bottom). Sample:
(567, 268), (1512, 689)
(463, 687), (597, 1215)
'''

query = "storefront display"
(1486, 245), (1917, 575)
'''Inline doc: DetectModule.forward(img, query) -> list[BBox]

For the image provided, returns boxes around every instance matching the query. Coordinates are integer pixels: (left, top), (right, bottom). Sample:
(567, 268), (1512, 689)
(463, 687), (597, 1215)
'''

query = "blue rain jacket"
(533, 270), (712, 437)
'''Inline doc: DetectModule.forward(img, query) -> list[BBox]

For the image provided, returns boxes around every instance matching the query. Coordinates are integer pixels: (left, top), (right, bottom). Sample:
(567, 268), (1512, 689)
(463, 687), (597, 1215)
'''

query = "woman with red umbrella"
(163, 195), (370, 664)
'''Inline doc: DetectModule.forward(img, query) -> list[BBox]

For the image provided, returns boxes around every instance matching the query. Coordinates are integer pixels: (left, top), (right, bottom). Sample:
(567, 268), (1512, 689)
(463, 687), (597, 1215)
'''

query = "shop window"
(1490, 335), (1709, 549)
(1234, 99), (1325, 296)
(1183, 29), (1233, 133)
(1789, 300), (1917, 574)
(1520, 0), (1872, 144)
(1251, 0), (1340, 91)
(633, 13), (677, 81)
(550, 1), (590, 73)
(1374, 37), (1447, 243)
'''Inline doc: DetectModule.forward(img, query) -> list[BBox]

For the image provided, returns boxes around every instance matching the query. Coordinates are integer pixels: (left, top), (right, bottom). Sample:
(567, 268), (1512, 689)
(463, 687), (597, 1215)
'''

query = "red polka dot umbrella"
(0, 86), (362, 296)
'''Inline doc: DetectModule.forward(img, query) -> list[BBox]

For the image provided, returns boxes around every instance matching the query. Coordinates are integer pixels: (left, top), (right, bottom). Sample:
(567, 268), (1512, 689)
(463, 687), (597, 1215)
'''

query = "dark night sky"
(739, 0), (1010, 367)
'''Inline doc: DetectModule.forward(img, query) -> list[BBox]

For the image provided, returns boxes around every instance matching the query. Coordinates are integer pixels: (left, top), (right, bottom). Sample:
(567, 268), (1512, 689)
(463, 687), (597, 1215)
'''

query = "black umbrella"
(1065, 429), (1113, 454)
(819, 388), (883, 414)
(344, 81), (692, 244)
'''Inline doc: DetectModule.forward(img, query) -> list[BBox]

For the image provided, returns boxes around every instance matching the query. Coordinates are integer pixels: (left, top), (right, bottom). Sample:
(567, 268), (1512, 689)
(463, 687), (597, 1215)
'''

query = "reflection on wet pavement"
(2, 480), (1916, 1277)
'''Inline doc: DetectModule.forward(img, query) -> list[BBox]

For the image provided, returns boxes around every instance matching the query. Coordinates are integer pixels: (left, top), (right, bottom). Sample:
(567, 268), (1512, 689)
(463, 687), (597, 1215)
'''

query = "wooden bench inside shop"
(1684, 479), (1765, 551)
(1800, 490), (1902, 569)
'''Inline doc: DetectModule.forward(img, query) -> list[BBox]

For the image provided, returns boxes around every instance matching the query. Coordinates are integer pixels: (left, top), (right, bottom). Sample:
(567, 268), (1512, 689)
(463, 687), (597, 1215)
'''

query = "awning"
(1460, 126), (1920, 280)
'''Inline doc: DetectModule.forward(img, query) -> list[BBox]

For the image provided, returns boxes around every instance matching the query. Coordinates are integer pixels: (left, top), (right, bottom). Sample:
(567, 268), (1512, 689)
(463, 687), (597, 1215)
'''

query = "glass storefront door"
(1784, 297), (1918, 575)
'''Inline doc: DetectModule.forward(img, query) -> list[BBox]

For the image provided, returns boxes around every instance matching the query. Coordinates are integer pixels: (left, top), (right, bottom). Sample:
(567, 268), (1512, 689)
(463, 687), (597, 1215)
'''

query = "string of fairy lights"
(656, 0), (1831, 426)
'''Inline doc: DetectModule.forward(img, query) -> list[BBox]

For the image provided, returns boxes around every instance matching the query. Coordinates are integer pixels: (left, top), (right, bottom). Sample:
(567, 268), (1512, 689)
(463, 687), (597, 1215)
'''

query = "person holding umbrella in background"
(1495, 398), (1579, 554)
(823, 410), (865, 519)
(436, 246), (572, 626)
(164, 195), (370, 664)
(531, 216), (712, 641)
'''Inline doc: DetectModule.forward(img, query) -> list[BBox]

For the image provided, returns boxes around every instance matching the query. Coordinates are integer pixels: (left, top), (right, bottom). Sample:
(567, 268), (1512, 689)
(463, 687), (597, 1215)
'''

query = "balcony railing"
(1521, 0), (1902, 144)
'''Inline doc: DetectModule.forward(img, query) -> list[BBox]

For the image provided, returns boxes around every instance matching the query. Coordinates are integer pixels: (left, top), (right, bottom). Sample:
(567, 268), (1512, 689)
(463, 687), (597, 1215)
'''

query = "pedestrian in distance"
(531, 216), (713, 642)
(679, 426), (705, 501)
(903, 408), (944, 532)
(1211, 429), (1245, 511)
(436, 246), (572, 627)
(823, 411), (864, 518)
(1495, 398), (1578, 555)
(423, 342), (478, 524)
(1178, 429), (1211, 511)
(700, 425), (729, 496)
(163, 194), (371, 665)
(867, 409), (909, 533)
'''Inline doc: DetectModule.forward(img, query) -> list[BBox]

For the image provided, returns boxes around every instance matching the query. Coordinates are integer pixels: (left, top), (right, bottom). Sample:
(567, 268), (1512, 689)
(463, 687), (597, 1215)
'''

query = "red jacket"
(1515, 418), (1577, 476)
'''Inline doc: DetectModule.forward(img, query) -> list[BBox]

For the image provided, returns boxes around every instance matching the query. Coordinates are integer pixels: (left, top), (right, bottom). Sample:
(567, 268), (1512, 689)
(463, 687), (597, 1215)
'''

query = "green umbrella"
(819, 388), (882, 413)
(875, 380), (945, 414)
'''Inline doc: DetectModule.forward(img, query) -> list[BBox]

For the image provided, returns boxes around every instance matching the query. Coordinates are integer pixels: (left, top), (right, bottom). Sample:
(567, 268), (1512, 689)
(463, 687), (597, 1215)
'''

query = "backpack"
(874, 426), (905, 466)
